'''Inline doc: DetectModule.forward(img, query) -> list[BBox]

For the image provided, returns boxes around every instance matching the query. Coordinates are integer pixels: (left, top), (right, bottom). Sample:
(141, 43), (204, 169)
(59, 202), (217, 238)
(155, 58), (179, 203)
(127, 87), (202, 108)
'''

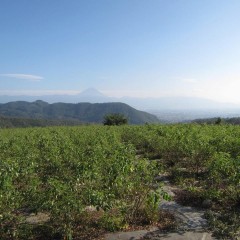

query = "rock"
(25, 212), (50, 224)
(84, 205), (97, 212)
(202, 199), (212, 208)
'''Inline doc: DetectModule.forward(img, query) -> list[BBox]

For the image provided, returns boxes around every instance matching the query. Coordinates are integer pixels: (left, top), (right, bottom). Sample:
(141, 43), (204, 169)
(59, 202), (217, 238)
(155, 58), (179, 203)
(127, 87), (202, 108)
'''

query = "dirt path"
(105, 175), (216, 240)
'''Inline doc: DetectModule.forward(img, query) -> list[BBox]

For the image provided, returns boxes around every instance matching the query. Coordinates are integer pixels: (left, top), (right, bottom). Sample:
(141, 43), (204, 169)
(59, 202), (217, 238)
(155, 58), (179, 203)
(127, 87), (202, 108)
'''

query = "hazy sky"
(1, 0), (240, 103)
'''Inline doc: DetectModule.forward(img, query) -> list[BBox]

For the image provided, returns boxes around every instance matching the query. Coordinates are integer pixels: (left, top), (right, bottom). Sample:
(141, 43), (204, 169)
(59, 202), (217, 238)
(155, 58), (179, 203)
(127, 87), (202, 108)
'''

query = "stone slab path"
(105, 175), (216, 240)
(105, 230), (214, 240)
(160, 184), (207, 231)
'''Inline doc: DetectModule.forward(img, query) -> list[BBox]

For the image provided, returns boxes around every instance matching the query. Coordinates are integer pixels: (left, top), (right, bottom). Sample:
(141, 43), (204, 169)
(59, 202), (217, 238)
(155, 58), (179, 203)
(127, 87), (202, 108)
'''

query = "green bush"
(103, 113), (128, 126)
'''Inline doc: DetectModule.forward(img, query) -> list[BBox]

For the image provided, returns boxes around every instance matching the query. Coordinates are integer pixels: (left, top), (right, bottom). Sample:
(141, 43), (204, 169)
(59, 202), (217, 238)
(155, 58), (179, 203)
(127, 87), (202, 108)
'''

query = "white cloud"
(0, 74), (44, 81)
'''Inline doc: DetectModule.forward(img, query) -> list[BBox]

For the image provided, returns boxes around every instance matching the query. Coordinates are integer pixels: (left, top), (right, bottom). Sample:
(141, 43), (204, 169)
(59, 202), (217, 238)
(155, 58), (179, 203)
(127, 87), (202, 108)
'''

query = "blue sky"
(1, 0), (240, 103)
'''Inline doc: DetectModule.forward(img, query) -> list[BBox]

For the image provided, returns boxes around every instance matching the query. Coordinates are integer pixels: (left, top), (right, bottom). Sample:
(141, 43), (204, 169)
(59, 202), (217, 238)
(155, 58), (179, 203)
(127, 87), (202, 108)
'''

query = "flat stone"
(105, 230), (215, 240)
(105, 227), (158, 240)
(105, 174), (216, 240)
(25, 212), (50, 224)
(202, 199), (213, 208)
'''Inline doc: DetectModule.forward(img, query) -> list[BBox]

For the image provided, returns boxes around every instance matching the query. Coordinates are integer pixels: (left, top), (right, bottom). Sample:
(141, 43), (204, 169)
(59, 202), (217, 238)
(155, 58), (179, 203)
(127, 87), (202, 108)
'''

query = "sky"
(1, 0), (240, 103)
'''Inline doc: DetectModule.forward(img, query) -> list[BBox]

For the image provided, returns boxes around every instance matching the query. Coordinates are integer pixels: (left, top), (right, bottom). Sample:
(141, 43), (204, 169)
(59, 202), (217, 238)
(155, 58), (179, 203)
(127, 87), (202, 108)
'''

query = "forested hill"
(0, 115), (83, 128)
(0, 100), (159, 125)
(192, 117), (240, 125)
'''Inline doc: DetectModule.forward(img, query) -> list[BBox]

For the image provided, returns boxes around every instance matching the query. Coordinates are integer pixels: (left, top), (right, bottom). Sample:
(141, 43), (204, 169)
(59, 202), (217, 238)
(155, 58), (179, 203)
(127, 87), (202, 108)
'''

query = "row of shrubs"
(0, 126), (163, 239)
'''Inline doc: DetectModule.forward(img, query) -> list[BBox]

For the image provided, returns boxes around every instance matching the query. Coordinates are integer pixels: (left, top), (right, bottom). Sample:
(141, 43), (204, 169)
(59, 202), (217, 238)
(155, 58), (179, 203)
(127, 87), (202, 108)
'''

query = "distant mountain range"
(0, 100), (159, 125)
(1, 88), (240, 110)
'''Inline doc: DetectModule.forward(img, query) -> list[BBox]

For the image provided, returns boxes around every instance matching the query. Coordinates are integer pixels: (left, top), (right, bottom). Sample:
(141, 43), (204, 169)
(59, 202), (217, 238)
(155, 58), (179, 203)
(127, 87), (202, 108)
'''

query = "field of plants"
(0, 124), (240, 239)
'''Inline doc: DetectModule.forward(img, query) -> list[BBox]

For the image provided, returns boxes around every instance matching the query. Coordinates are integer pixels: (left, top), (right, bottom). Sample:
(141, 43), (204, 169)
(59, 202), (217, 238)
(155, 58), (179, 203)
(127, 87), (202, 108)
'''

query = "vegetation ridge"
(0, 100), (159, 125)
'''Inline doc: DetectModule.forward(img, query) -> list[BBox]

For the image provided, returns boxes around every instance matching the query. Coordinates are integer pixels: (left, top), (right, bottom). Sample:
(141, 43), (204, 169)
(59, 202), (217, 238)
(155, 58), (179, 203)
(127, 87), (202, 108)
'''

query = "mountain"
(0, 88), (112, 104)
(78, 88), (106, 98)
(121, 96), (239, 110)
(0, 88), (239, 111)
(73, 88), (113, 103)
(0, 101), (159, 124)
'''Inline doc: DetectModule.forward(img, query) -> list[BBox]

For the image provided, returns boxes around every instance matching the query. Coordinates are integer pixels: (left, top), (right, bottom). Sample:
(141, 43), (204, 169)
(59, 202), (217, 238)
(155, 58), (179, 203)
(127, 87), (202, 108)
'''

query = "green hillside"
(0, 115), (83, 128)
(0, 100), (159, 125)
